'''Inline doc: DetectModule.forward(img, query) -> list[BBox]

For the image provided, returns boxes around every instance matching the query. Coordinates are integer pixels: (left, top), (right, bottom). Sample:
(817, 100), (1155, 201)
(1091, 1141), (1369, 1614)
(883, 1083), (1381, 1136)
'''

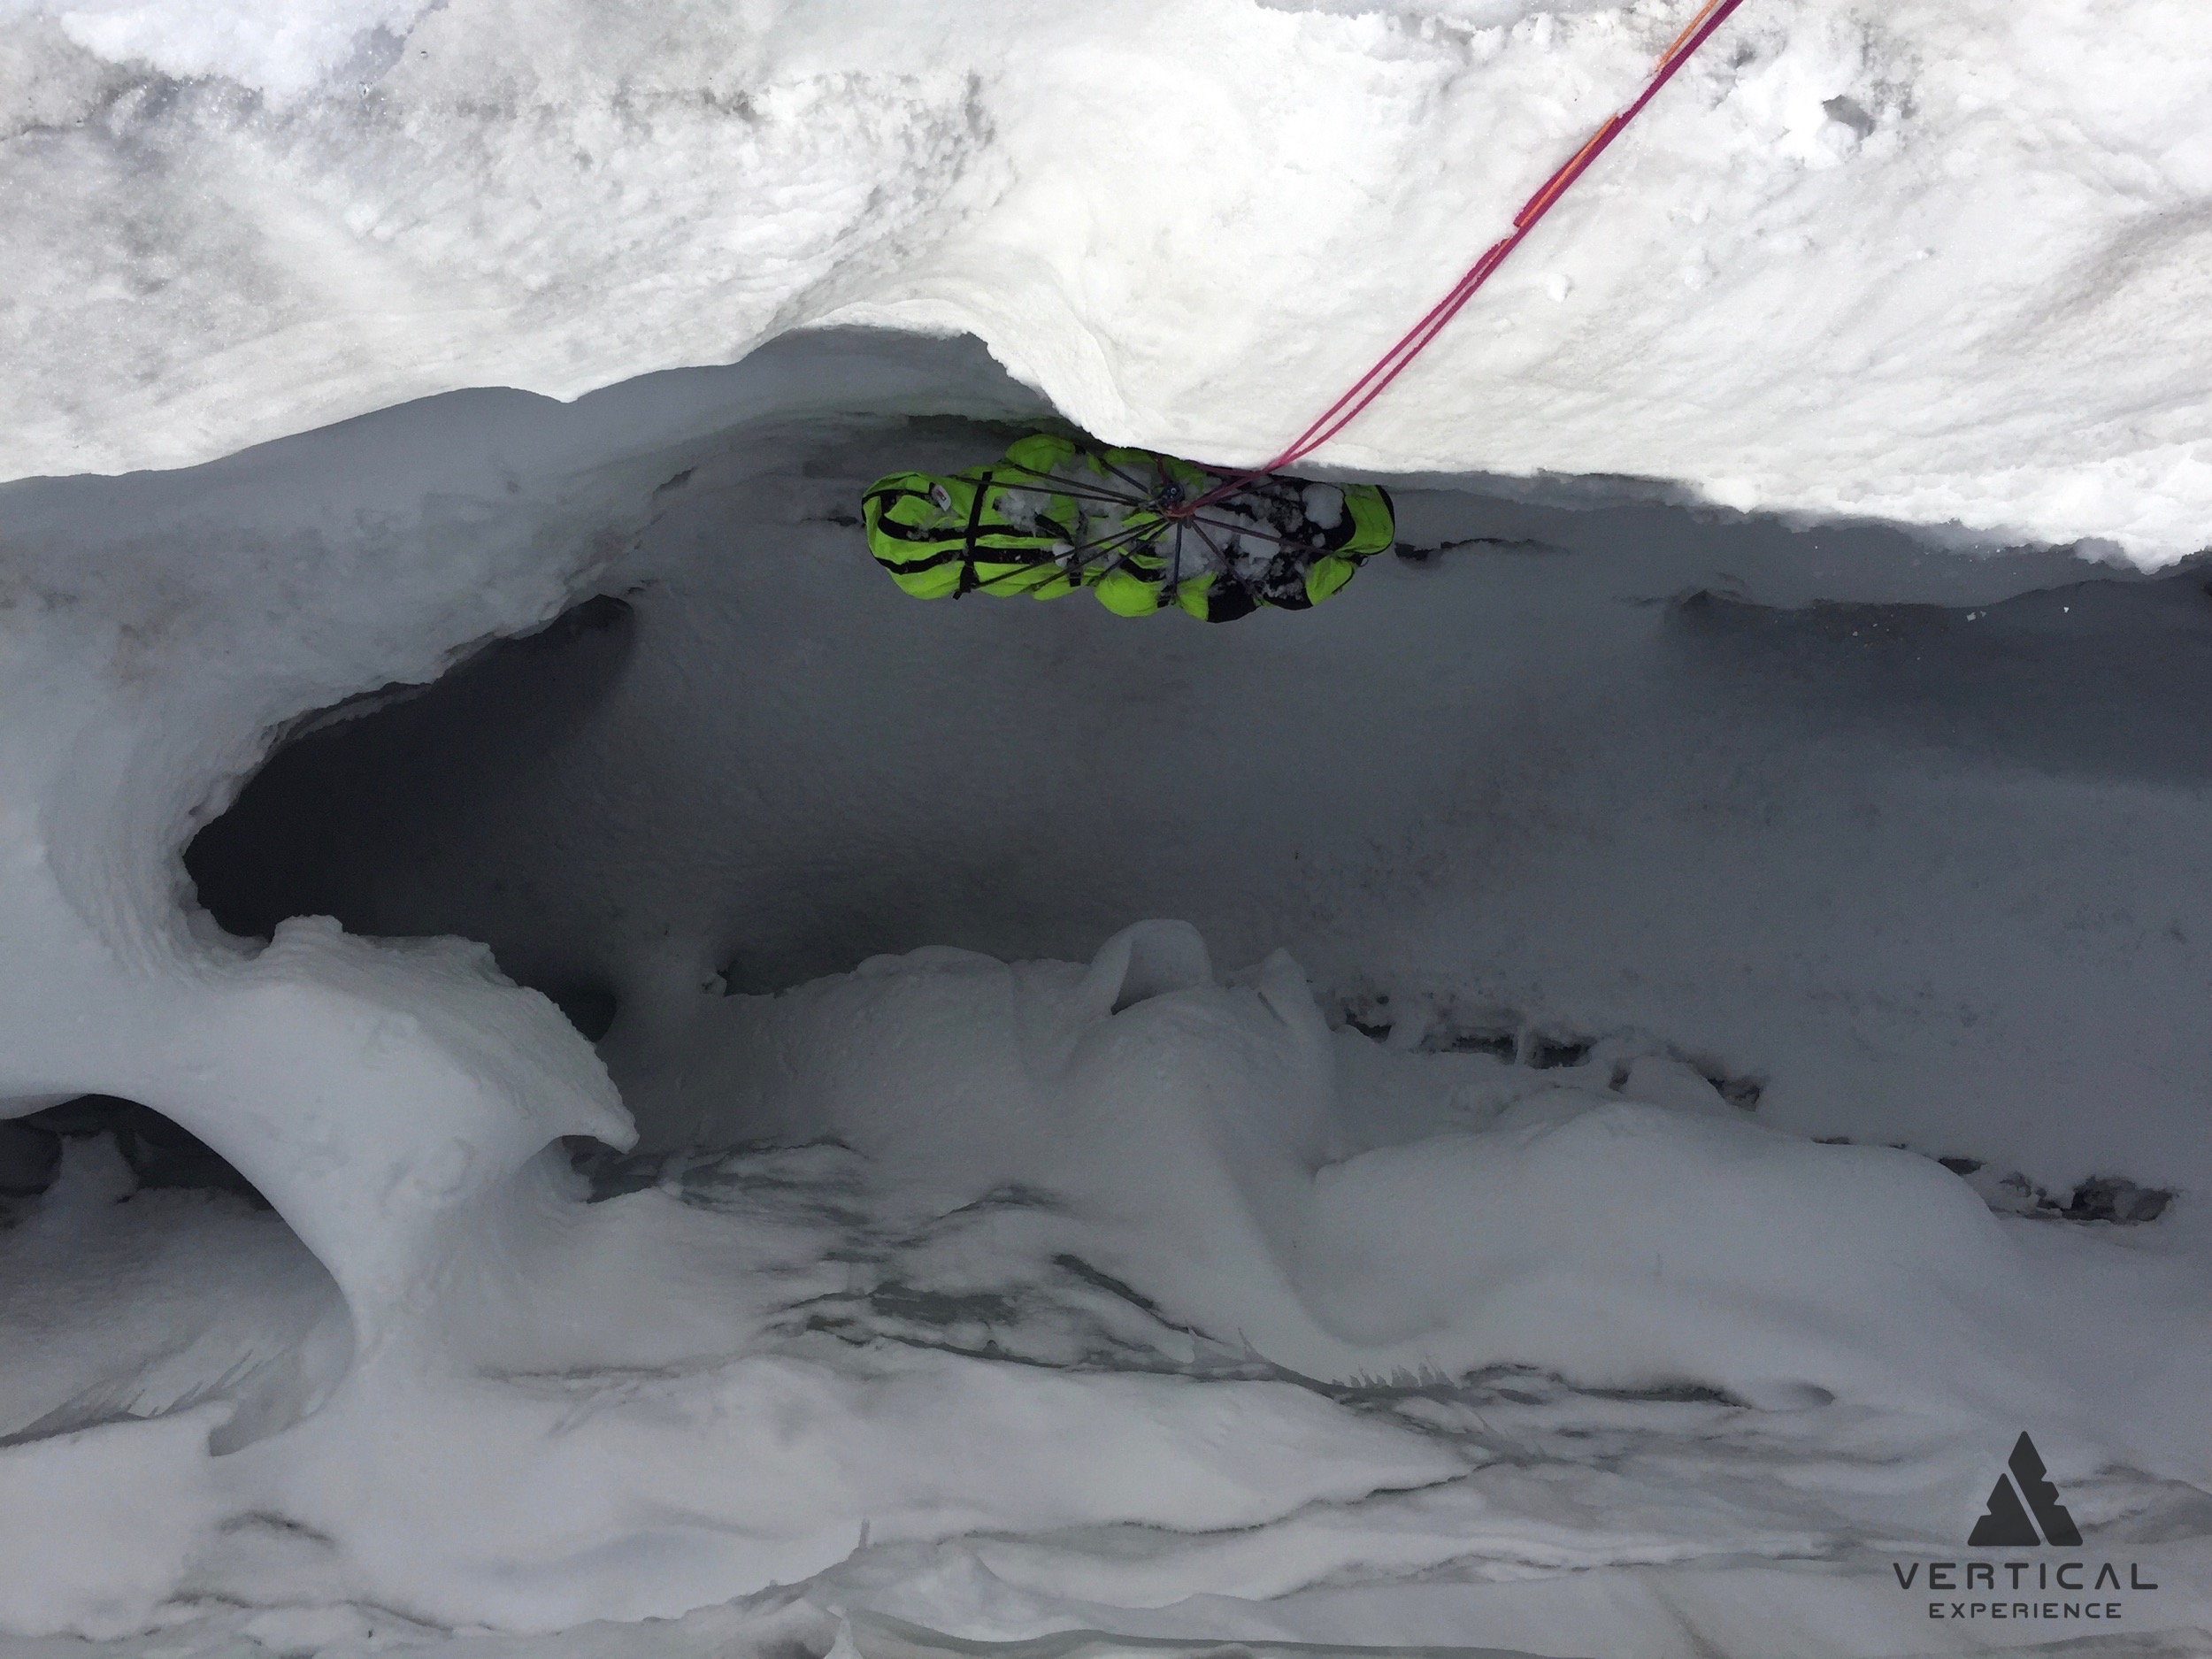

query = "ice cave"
(2, 2), (2209, 1655)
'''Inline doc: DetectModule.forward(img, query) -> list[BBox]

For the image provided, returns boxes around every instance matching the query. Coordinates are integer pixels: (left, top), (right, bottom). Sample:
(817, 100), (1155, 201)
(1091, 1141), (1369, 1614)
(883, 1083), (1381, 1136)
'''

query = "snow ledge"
(4, 0), (2211, 563)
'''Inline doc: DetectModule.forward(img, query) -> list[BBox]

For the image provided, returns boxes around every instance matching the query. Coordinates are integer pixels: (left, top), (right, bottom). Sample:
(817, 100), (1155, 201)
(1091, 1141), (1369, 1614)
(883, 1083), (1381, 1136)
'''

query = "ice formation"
(2, 0), (2211, 1654)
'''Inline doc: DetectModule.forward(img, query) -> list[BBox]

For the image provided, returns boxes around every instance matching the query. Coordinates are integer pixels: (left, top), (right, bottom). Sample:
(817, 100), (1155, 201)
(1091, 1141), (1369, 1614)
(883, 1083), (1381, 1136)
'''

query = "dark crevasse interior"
(192, 565), (2212, 1033)
(173, 394), (2212, 1204)
(187, 594), (639, 1043)
(0, 1096), (268, 1209)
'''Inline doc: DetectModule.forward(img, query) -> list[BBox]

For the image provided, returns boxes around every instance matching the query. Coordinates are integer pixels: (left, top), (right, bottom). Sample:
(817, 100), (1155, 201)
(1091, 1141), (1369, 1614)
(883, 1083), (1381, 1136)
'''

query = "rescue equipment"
(864, 434), (1394, 624)
(861, 0), (1746, 619)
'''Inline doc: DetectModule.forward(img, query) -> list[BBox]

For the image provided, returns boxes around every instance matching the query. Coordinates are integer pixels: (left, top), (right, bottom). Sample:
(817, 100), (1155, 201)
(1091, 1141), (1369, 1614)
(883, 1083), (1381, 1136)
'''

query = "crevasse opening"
(2, 329), (2208, 1653)
(13, 0), (2212, 1639)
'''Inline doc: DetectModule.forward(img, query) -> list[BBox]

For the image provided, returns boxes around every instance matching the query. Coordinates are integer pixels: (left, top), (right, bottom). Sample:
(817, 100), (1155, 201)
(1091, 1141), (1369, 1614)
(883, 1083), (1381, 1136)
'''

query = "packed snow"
(4, 926), (2209, 1650)
(4, 0), (2212, 560)
(3, 0), (2212, 1653)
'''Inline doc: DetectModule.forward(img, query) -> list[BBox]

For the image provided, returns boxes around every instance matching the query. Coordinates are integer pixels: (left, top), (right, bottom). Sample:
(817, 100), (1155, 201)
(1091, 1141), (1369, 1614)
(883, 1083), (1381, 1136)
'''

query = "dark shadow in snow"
(185, 595), (636, 1041)
(4, 1094), (267, 1208)
(147, 349), (2212, 1196)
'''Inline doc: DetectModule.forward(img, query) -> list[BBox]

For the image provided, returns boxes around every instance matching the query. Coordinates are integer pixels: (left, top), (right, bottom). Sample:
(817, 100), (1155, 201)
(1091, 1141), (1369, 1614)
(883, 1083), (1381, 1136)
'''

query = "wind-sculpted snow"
(4, 0), (2211, 560)
(2, 926), (2208, 1647)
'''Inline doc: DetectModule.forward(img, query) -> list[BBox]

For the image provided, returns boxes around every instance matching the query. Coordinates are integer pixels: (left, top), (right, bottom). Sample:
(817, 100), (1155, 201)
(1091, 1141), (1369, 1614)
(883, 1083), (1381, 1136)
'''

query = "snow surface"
(6, 0), (2212, 1639)
(4, 0), (2212, 560)
(1, 939), (2208, 1652)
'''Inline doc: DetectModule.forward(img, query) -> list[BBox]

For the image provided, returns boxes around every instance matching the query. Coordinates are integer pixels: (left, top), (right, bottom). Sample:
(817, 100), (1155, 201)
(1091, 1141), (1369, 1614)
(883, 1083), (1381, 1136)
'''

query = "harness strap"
(955, 471), (994, 598)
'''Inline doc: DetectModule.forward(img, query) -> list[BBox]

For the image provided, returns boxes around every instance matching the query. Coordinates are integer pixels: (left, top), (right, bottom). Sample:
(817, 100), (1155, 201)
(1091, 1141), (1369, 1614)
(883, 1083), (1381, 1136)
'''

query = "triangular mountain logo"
(1969, 1432), (2082, 1547)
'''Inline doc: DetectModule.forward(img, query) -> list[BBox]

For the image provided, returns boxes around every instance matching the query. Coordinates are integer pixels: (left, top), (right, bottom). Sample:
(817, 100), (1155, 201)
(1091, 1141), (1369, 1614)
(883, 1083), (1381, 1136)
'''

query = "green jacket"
(862, 434), (1394, 623)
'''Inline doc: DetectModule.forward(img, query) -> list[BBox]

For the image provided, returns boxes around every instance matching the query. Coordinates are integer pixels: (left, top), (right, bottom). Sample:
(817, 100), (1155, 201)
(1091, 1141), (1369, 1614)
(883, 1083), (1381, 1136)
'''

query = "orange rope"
(1661, 0), (1732, 67)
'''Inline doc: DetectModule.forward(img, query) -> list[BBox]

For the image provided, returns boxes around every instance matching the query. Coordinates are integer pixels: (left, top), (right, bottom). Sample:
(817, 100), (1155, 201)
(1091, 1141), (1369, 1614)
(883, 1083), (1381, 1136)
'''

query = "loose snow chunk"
(1301, 482), (1346, 531)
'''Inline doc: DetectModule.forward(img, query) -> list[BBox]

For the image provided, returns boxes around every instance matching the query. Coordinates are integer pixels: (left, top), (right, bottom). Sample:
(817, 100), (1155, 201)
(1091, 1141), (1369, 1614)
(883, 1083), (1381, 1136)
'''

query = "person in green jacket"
(862, 433), (1394, 623)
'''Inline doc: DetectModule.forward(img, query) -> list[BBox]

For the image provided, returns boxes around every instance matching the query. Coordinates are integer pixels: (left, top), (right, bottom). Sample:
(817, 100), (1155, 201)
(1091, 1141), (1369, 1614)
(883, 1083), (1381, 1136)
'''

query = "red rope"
(1173, 0), (1746, 514)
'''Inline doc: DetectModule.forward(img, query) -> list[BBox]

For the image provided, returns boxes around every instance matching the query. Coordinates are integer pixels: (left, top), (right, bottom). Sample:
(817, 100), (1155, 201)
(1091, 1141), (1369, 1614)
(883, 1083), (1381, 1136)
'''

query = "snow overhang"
(4, 0), (2208, 564)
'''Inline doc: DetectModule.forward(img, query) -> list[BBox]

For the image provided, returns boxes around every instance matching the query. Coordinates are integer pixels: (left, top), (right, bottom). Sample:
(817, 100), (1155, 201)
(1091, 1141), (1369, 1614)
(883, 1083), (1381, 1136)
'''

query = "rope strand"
(1171, 0), (1747, 515)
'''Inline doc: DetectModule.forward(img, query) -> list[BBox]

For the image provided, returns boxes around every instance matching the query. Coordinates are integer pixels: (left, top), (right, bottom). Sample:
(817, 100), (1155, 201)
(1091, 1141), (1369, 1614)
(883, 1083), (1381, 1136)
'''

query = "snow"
(4, 0), (2212, 1648)
(0, 326), (2207, 1652)
(4, 0), (2211, 562)
(11, 0), (430, 99)
(1, 930), (2208, 1649)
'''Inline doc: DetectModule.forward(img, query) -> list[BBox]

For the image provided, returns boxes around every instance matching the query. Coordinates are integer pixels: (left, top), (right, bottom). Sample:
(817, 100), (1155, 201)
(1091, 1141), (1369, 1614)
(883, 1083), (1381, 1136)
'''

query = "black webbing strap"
(955, 471), (993, 598)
